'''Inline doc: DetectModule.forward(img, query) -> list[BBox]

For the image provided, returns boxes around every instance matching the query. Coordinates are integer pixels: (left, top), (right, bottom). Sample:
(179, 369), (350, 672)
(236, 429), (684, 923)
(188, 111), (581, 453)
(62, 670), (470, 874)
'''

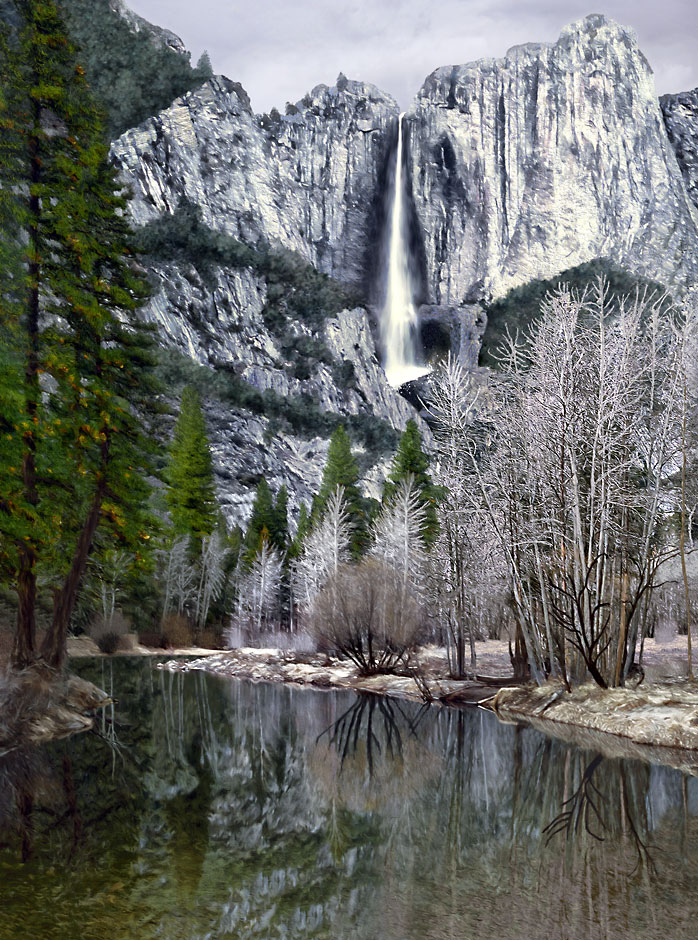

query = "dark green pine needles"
(166, 387), (216, 548)
(0, 0), (158, 667)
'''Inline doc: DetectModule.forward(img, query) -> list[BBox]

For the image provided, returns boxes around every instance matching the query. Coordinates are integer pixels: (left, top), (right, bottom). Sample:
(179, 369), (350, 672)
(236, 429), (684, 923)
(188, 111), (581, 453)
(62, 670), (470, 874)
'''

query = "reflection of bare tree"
(544, 753), (606, 843)
(543, 752), (658, 876)
(317, 693), (428, 775)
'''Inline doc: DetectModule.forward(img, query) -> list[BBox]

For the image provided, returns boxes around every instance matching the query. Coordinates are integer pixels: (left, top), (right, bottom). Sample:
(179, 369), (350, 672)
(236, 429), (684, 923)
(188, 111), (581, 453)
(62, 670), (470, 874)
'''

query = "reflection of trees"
(2, 662), (698, 940)
(544, 753), (657, 876)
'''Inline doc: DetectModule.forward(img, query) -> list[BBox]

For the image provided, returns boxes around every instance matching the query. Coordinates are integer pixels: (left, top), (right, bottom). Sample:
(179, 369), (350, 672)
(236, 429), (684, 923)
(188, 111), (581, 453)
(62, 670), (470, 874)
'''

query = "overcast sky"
(127, 0), (697, 114)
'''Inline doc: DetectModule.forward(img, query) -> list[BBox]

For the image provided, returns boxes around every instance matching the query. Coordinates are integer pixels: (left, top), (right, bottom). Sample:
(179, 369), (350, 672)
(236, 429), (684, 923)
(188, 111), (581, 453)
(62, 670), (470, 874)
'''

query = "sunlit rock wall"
(111, 76), (399, 287)
(407, 14), (698, 304)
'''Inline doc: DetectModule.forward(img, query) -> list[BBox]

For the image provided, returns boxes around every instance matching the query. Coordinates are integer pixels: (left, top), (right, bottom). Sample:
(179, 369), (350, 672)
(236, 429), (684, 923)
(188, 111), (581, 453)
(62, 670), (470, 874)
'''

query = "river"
(1, 658), (697, 939)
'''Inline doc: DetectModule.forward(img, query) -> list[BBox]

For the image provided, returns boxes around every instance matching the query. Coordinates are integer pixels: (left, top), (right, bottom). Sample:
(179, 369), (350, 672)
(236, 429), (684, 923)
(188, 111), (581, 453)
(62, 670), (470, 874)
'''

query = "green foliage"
(271, 484), (289, 551)
(242, 478), (275, 564)
(0, 0), (158, 662)
(383, 419), (442, 547)
(166, 387), (216, 546)
(481, 259), (673, 368)
(314, 425), (368, 557)
(288, 502), (310, 560)
(58, 0), (214, 138)
(242, 480), (289, 566)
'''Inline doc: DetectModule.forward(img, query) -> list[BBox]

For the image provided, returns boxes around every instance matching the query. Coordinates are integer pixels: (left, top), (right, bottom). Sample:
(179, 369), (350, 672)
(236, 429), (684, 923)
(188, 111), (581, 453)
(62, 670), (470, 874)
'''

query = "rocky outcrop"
(141, 259), (426, 523)
(407, 14), (698, 303)
(108, 0), (187, 54)
(661, 88), (698, 211)
(111, 76), (399, 287)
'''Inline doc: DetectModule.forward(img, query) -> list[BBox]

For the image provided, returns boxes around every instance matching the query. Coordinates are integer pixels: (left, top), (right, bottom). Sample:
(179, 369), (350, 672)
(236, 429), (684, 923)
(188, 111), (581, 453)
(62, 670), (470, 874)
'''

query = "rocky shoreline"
(155, 650), (698, 776)
(154, 648), (513, 706)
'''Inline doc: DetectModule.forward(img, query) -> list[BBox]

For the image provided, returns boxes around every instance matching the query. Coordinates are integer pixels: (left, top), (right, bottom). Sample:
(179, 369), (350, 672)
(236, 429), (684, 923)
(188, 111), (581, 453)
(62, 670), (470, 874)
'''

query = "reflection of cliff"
(2, 662), (698, 940)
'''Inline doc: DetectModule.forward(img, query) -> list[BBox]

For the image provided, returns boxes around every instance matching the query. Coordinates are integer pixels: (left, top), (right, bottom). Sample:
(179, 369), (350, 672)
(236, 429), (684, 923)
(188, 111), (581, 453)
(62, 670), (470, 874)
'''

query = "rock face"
(661, 88), (698, 211)
(111, 76), (399, 288)
(108, 0), (187, 54)
(142, 259), (425, 523)
(407, 14), (698, 303)
(108, 12), (698, 522)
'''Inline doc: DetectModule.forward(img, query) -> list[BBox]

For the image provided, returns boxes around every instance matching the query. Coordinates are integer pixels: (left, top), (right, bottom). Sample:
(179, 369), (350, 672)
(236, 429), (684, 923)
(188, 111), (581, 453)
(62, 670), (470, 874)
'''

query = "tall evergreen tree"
(382, 419), (441, 546)
(313, 425), (367, 557)
(243, 478), (275, 564)
(0, 0), (157, 668)
(166, 386), (216, 546)
(270, 484), (289, 552)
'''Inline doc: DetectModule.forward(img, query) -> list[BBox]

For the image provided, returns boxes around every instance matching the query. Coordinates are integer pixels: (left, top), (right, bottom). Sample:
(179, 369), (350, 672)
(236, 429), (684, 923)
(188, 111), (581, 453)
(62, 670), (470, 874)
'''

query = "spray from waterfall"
(380, 113), (430, 388)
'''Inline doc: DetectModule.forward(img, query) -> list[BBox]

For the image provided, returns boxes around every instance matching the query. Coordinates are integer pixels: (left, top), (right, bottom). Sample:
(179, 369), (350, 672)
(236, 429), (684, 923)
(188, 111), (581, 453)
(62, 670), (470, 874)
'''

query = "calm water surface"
(1, 658), (697, 939)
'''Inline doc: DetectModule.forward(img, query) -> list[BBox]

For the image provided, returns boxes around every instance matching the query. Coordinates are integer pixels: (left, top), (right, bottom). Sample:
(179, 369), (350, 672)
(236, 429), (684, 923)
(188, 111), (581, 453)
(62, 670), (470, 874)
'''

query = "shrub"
(161, 613), (193, 649)
(310, 560), (425, 675)
(197, 628), (223, 649)
(97, 632), (121, 655)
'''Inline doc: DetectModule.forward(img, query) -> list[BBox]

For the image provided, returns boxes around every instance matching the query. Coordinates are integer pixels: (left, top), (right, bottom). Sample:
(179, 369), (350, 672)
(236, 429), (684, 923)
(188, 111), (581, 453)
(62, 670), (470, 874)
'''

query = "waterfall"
(380, 113), (430, 388)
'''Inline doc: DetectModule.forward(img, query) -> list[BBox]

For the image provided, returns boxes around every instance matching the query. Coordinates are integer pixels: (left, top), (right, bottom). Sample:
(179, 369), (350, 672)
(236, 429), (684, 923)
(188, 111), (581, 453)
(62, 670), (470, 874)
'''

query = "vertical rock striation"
(661, 88), (698, 211)
(407, 14), (698, 303)
(111, 76), (399, 287)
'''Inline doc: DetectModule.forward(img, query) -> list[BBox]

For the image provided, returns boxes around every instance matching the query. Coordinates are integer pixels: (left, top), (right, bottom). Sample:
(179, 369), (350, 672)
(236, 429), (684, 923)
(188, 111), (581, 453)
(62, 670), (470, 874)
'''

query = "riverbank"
(155, 647), (698, 776)
(155, 647), (513, 705)
(493, 681), (698, 769)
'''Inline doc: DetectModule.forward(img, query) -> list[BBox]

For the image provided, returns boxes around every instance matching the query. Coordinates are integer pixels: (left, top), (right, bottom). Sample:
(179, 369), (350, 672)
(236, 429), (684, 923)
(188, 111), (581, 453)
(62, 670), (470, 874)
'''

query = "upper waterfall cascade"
(380, 113), (430, 388)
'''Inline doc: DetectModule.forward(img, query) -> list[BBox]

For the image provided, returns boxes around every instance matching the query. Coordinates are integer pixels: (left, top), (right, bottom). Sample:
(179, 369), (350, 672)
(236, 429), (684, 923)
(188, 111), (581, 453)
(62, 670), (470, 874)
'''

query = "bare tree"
(194, 532), (229, 631)
(292, 486), (350, 620)
(466, 282), (687, 687)
(158, 537), (196, 622)
(424, 357), (494, 677)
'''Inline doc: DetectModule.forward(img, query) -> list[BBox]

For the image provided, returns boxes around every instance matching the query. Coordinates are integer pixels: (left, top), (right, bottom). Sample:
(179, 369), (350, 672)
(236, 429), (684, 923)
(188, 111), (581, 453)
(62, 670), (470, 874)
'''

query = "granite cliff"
(407, 14), (698, 304)
(106, 11), (698, 523)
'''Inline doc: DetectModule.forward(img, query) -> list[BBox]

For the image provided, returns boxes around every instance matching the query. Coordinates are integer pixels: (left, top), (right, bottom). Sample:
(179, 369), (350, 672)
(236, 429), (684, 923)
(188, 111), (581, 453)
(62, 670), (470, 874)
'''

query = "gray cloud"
(127, 0), (698, 113)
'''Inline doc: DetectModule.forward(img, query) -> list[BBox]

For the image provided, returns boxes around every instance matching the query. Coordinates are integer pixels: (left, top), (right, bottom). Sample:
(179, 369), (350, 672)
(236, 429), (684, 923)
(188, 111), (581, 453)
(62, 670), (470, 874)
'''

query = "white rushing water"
(381, 113), (430, 388)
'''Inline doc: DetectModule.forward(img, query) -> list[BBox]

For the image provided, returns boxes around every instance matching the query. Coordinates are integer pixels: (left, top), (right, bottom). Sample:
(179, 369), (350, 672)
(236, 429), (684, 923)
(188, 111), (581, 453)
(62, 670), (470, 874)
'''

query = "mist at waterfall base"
(379, 114), (431, 389)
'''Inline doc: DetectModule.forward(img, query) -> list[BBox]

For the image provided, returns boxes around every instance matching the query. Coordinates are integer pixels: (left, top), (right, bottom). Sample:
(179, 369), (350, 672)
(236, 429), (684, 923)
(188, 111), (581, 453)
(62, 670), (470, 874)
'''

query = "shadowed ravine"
(1, 658), (698, 939)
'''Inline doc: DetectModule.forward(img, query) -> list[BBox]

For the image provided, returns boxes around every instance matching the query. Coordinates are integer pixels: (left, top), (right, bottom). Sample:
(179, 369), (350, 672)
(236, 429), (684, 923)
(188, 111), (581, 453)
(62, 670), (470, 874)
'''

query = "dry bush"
(161, 613), (193, 649)
(310, 559), (425, 675)
(197, 628), (224, 650)
(97, 632), (121, 655)
(90, 610), (130, 642)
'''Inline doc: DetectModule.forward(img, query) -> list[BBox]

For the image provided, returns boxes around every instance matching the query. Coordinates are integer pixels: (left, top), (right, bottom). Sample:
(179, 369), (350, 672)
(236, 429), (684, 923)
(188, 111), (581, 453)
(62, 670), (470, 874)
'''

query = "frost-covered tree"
(158, 536), (196, 621)
(195, 531), (229, 630)
(371, 476), (428, 597)
(232, 535), (284, 636)
(293, 487), (351, 616)
(424, 357), (487, 676)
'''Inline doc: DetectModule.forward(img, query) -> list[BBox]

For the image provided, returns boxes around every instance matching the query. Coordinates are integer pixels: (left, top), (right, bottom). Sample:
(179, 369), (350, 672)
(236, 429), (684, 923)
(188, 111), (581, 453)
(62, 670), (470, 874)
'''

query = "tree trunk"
(40, 441), (109, 669)
(12, 120), (42, 670)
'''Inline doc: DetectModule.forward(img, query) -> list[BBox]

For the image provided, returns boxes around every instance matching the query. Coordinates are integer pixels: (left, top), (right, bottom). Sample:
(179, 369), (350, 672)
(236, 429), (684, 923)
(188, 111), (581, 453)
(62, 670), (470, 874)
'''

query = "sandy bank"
(493, 682), (698, 775)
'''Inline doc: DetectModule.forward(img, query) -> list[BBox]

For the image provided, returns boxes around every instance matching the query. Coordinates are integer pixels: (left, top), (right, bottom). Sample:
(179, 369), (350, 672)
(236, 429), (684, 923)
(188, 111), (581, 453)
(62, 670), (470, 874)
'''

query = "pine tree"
(313, 425), (367, 557)
(270, 484), (289, 552)
(382, 419), (441, 546)
(243, 478), (275, 564)
(288, 502), (310, 560)
(166, 386), (216, 548)
(0, 0), (157, 668)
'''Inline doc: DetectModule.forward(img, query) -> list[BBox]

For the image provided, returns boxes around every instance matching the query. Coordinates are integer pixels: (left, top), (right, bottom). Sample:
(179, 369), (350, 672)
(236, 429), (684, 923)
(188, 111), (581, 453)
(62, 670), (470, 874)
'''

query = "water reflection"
(0, 659), (696, 939)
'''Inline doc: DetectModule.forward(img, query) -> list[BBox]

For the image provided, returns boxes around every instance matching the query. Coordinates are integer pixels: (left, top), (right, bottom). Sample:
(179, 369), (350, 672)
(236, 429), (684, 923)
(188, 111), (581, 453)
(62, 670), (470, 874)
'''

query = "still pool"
(1, 658), (697, 939)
